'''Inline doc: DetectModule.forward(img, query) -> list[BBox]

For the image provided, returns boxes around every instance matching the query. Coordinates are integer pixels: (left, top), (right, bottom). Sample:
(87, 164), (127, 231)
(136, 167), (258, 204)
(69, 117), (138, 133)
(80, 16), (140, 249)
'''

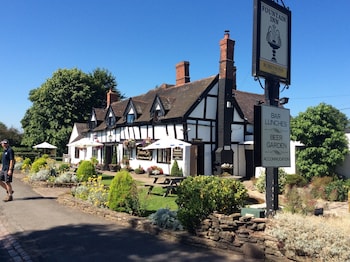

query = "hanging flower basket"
(123, 139), (136, 149)
(142, 137), (153, 147)
(123, 140), (129, 149)
(128, 139), (136, 148)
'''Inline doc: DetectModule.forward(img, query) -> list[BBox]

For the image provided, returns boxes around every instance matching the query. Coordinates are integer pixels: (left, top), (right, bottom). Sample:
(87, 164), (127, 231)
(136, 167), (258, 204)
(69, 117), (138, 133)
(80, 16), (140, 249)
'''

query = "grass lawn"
(138, 186), (178, 212)
(100, 174), (114, 186)
(100, 173), (178, 213)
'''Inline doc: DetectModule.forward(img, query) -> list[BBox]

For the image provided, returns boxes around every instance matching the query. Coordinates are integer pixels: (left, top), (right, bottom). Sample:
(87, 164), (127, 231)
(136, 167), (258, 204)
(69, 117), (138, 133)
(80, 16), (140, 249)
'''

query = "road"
(0, 174), (247, 262)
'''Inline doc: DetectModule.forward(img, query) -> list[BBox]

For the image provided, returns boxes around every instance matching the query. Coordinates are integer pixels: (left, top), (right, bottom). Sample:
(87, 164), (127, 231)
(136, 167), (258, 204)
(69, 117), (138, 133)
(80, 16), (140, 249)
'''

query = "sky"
(1, 0), (349, 131)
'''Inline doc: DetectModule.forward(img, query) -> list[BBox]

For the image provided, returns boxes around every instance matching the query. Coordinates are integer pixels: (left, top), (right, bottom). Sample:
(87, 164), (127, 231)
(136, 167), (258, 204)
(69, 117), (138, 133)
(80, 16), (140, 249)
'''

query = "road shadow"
(10, 223), (243, 262)
(14, 196), (57, 201)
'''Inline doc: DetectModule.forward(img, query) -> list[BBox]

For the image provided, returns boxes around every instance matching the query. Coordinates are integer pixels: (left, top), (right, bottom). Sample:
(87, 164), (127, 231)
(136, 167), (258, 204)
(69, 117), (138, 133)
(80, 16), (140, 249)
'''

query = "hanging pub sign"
(254, 105), (290, 167)
(172, 147), (183, 160)
(252, 0), (291, 84)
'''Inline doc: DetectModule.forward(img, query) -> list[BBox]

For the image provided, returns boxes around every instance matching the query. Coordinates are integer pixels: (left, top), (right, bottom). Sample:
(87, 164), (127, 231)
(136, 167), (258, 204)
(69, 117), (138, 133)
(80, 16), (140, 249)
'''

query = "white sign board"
(261, 105), (290, 167)
(252, 0), (291, 84)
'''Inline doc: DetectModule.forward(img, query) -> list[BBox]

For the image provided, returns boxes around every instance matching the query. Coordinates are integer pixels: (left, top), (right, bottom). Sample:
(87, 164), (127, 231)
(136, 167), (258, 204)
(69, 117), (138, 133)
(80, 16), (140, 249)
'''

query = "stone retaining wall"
(57, 193), (297, 261)
(195, 212), (294, 261)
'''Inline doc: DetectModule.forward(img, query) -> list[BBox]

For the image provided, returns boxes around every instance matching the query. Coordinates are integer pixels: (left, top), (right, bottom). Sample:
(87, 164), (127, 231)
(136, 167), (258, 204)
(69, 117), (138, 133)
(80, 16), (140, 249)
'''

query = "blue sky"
(1, 0), (349, 131)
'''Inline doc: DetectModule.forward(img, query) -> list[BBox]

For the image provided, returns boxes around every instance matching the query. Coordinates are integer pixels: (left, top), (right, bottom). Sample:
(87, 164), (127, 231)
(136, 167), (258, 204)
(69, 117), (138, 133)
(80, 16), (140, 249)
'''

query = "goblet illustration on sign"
(266, 24), (281, 62)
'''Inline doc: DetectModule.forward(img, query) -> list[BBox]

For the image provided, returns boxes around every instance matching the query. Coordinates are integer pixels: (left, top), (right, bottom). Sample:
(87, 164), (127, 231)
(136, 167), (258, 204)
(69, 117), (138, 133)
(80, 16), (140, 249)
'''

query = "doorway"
(245, 149), (255, 179)
(190, 143), (204, 176)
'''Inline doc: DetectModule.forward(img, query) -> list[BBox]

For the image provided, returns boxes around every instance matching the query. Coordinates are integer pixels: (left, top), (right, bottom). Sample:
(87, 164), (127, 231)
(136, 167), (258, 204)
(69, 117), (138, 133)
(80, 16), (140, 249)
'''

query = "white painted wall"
(336, 133), (350, 179)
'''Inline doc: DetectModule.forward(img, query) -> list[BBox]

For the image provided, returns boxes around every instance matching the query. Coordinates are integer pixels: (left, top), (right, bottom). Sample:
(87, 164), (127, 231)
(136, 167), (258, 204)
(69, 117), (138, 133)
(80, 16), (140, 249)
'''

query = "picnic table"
(145, 175), (185, 197)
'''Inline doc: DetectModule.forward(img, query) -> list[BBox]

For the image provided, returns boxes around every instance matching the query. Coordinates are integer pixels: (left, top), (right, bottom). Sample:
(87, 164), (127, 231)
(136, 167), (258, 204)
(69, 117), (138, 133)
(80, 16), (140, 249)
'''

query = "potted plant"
(170, 160), (183, 177)
(109, 153), (120, 172)
(147, 166), (164, 176)
(134, 165), (145, 174)
(220, 163), (233, 175)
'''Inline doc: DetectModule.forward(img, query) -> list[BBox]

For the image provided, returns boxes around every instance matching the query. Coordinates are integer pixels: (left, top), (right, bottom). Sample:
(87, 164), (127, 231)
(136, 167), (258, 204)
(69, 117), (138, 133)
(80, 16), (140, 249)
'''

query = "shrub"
(30, 157), (48, 173)
(282, 185), (316, 215)
(29, 169), (50, 182)
(170, 160), (182, 177)
(111, 154), (117, 165)
(90, 157), (98, 166)
(72, 184), (89, 201)
(325, 179), (349, 202)
(148, 208), (183, 231)
(285, 174), (308, 188)
(76, 160), (97, 182)
(310, 176), (333, 199)
(54, 173), (78, 184)
(255, 168), (288, 194)
(21, 157), (32, 172)
(266, 212), (350, 261)
(58, 163), (70, 173)
(134, 165), (145, 174)
(107, 170), (141, 215)
(176, 176), (248, 233)
(72, 176), (108, 208)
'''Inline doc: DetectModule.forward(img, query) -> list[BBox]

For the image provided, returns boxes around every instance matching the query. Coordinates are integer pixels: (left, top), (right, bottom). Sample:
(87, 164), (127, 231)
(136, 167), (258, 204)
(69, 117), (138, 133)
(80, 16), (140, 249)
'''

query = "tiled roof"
(70, 122), (88, 143)
(76, 122), (88, 134)
(112, 75), (218, 124)
(94, 108), (106, 121)
(90, 75), (266, 129)
(233, 90), (265, 124)
(94, 121), (107, 131)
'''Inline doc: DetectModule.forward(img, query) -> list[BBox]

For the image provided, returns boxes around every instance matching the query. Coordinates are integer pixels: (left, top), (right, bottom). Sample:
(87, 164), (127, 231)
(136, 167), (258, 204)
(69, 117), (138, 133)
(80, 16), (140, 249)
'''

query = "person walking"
(0, 139), (15, 202)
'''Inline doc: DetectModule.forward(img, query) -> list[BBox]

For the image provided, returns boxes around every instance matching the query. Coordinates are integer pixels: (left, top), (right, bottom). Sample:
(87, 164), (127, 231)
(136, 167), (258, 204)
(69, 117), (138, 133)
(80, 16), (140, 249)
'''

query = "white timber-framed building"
(67, 31), (297, 178)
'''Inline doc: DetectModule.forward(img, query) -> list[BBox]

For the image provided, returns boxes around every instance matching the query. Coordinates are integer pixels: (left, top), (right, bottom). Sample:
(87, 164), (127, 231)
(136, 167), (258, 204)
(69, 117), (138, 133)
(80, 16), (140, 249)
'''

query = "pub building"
(66, 31), (297, 178)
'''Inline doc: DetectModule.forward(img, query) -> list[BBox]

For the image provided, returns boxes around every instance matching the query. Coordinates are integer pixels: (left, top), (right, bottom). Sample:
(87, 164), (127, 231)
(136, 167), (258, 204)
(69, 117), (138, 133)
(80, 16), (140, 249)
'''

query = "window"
(107, 116), (115, 126)
(107, 110), (115, 127)
(123, 147), (135, 160)
(157, 148), (171, 164)
(127, 114), (135, 123)
(89, 121), (96, 130)
(74, 148), (79, 159)
(153, 109), (162, 122)
(92, 148), (98, 158)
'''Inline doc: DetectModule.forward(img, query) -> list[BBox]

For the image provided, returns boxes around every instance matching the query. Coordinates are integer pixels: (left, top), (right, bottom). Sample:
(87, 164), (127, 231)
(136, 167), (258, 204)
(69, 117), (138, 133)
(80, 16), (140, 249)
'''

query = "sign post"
(252, 0), (291, 216)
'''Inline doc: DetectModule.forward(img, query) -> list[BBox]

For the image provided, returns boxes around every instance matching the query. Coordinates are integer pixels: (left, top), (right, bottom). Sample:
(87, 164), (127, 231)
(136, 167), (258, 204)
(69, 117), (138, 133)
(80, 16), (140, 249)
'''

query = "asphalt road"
(0, 174), (247, 262)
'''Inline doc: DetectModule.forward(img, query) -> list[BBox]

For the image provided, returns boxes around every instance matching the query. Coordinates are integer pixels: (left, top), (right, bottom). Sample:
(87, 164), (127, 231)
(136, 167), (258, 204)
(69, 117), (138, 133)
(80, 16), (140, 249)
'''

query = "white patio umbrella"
(143, 137), (191, 175)
(33, 141), (57, 156)
(67, 138), (103, 148)
(143, 137), (191, 150)
(67, 138), (103, 161)
(33, 141), (57, 149)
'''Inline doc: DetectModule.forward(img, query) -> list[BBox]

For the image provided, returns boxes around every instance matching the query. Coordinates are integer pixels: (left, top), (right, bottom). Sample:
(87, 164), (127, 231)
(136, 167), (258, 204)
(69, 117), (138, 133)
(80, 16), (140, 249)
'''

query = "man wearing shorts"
(0, 139), (14, 202)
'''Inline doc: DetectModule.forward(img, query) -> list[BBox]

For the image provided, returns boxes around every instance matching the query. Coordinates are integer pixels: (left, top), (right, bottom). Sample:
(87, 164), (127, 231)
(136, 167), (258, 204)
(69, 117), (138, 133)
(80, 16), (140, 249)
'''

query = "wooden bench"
(144, 183), (177, 197)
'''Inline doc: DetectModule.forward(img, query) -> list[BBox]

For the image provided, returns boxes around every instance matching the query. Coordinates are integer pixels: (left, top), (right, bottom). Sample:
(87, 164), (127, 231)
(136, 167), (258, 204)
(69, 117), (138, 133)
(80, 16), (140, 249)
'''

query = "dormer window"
(150, 97), (166, 123)
(127, 108), (135, 124)
(123, 99), (140, 124)
(154, 106), (162, 122)
(106, 109), (116, 127)
(89, 113), (97, 129)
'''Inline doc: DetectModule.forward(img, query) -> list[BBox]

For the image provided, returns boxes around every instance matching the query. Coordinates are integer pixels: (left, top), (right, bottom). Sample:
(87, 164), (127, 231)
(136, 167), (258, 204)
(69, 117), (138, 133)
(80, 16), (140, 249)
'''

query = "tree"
(291, 103), (349, 180)
(21, 68), (120, 155)
(89, 68), (123, 108)
(0, 122), (22, 146)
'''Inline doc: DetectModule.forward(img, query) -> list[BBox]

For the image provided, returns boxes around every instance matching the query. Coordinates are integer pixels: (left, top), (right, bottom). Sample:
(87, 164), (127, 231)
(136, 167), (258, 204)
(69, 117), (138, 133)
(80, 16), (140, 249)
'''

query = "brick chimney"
(219, 30), (237, 90)
(175, 61), (190, 86)
(215, 31), (235, 175)
(106, 89), (119, 108)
